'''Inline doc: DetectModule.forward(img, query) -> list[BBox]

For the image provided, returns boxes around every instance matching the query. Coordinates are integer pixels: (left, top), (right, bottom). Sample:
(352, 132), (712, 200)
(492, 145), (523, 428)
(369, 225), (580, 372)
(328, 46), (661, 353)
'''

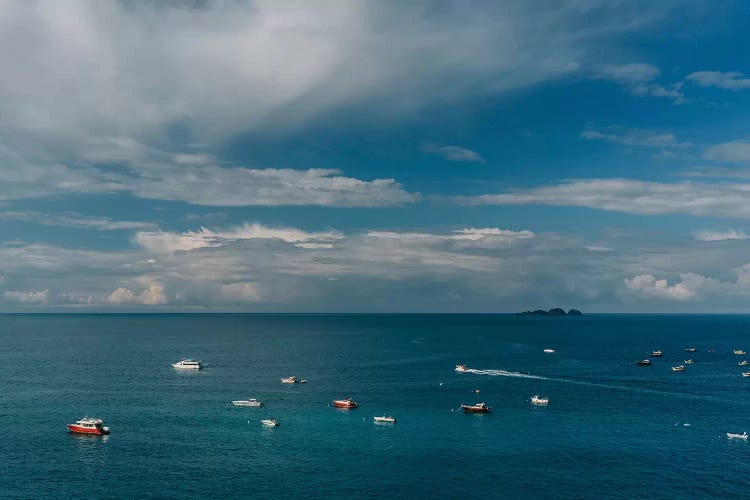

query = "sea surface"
(1, 314), (749, 499)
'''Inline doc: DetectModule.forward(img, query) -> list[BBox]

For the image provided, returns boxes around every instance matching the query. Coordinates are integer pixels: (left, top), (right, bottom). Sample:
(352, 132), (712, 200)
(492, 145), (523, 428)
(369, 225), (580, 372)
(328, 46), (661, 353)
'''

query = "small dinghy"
(261, 418), (279, 427)
(726, 431), (747, 440)
(530, 395), (549, 406)
(373, 416), (396, 423)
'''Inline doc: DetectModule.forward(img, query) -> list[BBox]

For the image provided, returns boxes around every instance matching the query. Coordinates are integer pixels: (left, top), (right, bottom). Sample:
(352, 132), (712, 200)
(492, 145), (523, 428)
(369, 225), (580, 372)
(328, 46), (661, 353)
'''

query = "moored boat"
(685, 347), (697, 352)
(684, 359), (695, 364)
(333, 398), (358, 409)
(727, 431), (747, 440)
(172, 359), (203, 370)
(232, 398), (263, 407)
(672, 365), (686, 372)
(281, 376), (307, 384)
(734, 349), (746, 355)
(461, 402), (492, 413)
(636, 359), (651, 366)
(650, 350), (663, 358)
(543, 348), (555, 353)
(455, 364), (469, 373)
(742, 372), (750, 378)
(261, 418), (279, 427)
(739, 360), (749, 366)
(530, 395), (549, 406)
(67, 417), (110, 435)
(374, 416), (396, 423)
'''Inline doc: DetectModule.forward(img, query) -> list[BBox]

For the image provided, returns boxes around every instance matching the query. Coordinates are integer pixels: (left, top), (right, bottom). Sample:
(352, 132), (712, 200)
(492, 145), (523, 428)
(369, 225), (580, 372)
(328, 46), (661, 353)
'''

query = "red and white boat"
(333, 398), (358, 409)
(461, 402), (492, 413)
(67, 417), (110, 435)
(455, 364), (469, 373)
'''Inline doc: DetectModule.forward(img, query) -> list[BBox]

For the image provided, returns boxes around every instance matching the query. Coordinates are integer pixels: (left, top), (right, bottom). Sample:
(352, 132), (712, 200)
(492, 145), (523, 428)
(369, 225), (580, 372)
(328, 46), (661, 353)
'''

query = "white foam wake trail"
(465, 368), (546, 380)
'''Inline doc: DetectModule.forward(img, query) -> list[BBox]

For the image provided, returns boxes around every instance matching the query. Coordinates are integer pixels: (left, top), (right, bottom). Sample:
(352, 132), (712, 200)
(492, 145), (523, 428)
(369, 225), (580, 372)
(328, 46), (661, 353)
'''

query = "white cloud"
(624, 273), (712, 300)
(693, 229), (750, 242)
(581, 128), (691, 148)
(456, 178), (750, 219)
(704, 141), (750, 164)
(0, 211), (156, 231)
(136, 223), (344, 254)
(4, 289), (49, 304)
(0, 1), (673, 205)
(220, 282), (261, 303)
(687, 71), (750, 90)
(421, 143), (485, 163)
(107, 284), (167, 305)
(598, 63), (684, 102)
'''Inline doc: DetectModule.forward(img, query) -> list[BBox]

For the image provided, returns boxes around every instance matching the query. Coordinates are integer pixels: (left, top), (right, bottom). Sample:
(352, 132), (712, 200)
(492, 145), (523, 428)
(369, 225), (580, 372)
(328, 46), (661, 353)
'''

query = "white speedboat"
(727, 431), (747, 440)
(650, 350), (663, 357)
(734, 349), (746, 355)
(281, 376), (307, 384)
(672, 365), (686, 372)
(739, 360), (749, 366)
(543, 348), (555, 353)
(374, 416), (396, 423)
(172, 359), (203, 370)
(530, 395), (549, 406)
(684, 359), (695, 364)
(742, 372), (750, 378)
(455, 364), (469, 373)
(261, 418), (279, 427)
(232, 398), (263, 407)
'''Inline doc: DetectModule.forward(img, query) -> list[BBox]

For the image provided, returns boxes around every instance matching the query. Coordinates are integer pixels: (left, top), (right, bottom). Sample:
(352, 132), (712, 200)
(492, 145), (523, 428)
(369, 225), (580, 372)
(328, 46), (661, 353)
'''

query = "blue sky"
(3, 0), (750, 312)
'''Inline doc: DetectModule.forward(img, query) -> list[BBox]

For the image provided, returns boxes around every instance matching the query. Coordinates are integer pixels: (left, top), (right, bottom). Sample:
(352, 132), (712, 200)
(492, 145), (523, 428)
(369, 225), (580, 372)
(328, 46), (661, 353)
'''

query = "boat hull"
(67, 424), (109, 435)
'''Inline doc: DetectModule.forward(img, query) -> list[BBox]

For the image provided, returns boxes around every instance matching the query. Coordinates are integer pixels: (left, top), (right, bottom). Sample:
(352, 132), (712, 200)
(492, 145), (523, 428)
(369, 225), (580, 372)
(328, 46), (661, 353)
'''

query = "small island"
(517, 308), (583, 316)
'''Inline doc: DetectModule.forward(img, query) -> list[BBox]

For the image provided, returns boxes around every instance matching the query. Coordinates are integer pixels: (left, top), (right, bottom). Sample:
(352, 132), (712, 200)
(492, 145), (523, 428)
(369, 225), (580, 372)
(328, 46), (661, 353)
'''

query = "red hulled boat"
(333, 398), (358, 409)
(461, 402), (492, 414)
(67, 417), (110, 435)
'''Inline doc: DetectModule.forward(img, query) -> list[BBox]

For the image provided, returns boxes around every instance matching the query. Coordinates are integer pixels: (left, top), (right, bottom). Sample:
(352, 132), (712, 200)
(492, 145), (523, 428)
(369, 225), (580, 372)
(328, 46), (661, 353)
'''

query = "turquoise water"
(2, 314), (749, 498)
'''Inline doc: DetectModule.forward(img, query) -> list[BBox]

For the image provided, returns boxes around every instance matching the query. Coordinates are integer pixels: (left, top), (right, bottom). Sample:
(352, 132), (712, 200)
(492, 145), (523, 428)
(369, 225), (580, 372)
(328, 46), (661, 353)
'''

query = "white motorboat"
(742, 372), (750, 378)
(739, 360), (749, 366)
(685, 347), (697, 352)
(455, 364), (469, 373)
(684, 359), (695, 364)
(672, 365), (686, 372)
(232, 398), (263, 407)
(734, 349), (746, 355)
(172, 359), (203, 370)
(374, 416), (396, 423)
(530, 395), (549, 406)
(281, 376), (307, 384)
(543, 348), (555, 353)
(261, 418), (279, 427)
(650, 350), (663, 357)
(726, 432), (747, 440)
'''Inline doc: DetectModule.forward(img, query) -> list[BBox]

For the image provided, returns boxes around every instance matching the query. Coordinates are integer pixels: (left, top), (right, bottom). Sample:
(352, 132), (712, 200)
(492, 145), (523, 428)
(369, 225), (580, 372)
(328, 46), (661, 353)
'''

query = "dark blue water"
(2, 314), (749, 498)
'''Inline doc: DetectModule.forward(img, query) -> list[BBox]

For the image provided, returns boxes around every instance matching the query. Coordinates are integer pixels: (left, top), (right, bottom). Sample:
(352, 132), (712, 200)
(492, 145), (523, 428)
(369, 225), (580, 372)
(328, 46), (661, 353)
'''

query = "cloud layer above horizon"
(3, 0), (750, 312)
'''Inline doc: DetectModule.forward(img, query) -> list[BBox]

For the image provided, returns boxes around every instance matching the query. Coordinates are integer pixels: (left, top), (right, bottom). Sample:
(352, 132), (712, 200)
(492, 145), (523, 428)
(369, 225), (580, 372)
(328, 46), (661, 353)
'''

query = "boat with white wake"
(727, 432), (747, 440)
(455, 365), (469, 373)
